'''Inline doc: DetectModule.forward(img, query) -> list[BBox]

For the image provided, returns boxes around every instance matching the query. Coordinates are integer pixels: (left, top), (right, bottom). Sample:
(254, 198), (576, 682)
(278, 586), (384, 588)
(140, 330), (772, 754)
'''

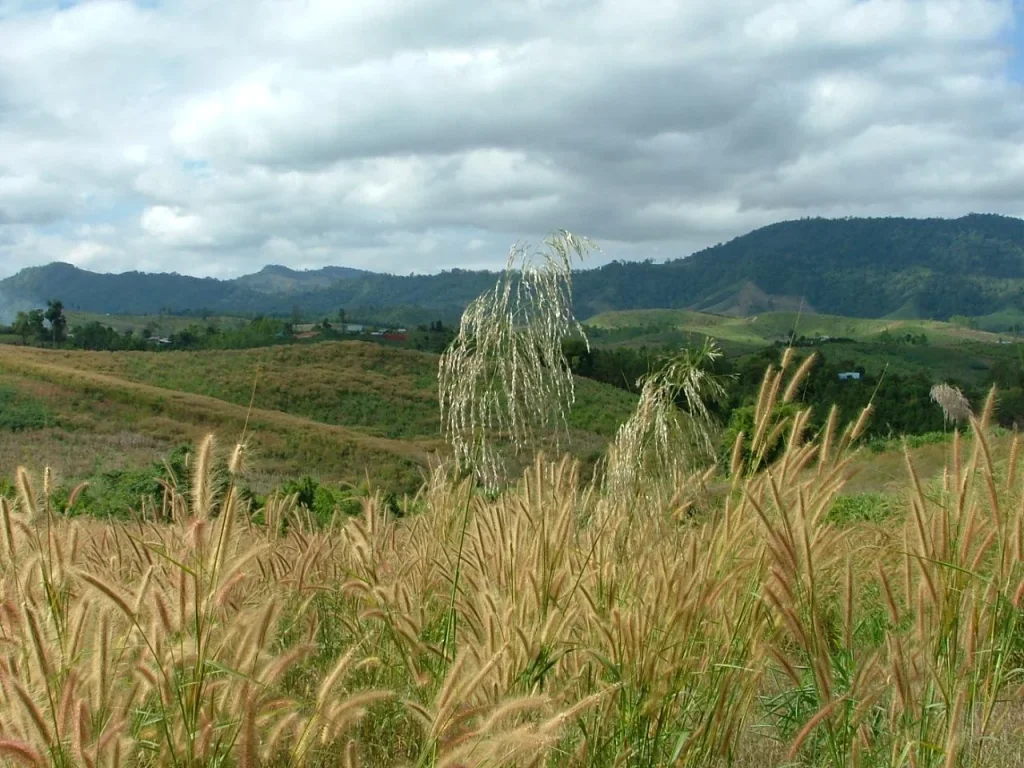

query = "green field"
(0, 341), (637, 495)
(584, 308), (1011, 346)
(583, 308), (1024, 385)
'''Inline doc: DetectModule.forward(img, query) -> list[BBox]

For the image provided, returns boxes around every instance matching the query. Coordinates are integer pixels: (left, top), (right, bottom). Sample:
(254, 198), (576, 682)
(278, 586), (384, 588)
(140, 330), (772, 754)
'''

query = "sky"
(0, 0), (1022, 279)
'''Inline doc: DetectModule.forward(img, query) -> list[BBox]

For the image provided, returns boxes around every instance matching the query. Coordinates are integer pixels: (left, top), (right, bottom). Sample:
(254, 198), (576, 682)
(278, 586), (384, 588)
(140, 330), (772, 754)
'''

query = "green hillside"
(585, 309), (1009, 346)
(0, 341), (637, 492)
(584, 309), (1023, 385)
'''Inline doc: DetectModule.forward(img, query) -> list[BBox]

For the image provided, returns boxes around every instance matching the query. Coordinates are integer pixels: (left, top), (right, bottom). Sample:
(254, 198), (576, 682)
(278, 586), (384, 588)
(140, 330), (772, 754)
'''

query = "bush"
(278, 475), (362, 524)
(65, 467), (167, 519)
(0, 386), (54, 431)
(865, 431), (950, 454)
(826, 492), (896, 525)
(60, 442), (254, 519)
(719, 402), (802, 472)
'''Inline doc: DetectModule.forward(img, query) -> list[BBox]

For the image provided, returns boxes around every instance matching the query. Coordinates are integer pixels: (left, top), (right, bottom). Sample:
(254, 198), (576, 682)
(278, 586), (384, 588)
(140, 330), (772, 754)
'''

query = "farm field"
(585, 308), (1014, 346)
(584, 309), (1023, 385)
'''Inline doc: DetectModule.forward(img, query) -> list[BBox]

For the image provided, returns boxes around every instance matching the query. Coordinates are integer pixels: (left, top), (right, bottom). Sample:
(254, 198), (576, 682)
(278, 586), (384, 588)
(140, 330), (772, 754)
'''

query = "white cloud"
(0, 0), (1021, 279)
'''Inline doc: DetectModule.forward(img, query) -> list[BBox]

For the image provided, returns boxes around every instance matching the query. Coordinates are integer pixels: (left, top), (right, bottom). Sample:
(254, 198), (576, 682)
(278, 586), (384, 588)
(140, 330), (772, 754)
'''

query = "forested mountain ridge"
(3, 214), (1022, 322)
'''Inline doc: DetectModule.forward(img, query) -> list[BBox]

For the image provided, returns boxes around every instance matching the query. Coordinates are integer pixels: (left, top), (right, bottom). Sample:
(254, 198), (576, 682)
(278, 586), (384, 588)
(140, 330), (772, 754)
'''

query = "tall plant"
(602, 337), (728, 502)
(438, 230), (594, 492)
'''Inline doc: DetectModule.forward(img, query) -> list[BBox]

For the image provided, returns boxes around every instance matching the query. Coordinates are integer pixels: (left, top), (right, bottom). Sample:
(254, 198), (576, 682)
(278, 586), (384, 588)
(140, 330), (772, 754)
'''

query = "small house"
(838, 371), (861, 381)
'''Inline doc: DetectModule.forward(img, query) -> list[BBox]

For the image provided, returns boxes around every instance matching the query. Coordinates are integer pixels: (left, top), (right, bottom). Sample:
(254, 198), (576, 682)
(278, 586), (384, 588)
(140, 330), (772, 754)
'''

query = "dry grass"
(0, 339), (637, 493)
(0, 346), (432, 493)
(439, 230), (595, 491)
(2, 361), (1022, 766)
(5, 235), (1023, 766)
(0, 428), (170, 484)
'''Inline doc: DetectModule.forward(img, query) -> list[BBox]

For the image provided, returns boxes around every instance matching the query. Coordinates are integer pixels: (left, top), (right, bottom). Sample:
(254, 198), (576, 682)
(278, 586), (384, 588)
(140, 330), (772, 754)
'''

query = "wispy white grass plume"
(602, 337), (727, 502)
(438, 230), (595, 492)
(930, 382), (973, 427)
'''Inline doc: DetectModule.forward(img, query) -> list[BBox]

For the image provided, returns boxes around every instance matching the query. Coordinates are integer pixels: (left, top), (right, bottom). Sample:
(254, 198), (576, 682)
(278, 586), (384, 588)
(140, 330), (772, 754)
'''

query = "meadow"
(2, 236), (1024, 766)
(0, 341), (636, 497)
(1, 350), (1022, 767)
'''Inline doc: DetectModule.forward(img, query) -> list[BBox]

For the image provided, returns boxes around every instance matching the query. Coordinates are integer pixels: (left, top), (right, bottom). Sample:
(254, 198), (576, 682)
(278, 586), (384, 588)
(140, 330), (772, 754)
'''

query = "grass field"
(0, 341), (637, 494)
(584, 308), (1013, 346)
(1, 348), (1021, 766)
(583, 309), (1024, 384)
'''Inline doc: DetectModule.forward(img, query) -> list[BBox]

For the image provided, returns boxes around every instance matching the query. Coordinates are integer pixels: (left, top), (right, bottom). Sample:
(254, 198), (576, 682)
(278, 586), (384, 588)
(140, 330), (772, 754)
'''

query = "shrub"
(278, 475), (363, 524)
(0, 385), (54, 431)
(826, 492), (896, 525)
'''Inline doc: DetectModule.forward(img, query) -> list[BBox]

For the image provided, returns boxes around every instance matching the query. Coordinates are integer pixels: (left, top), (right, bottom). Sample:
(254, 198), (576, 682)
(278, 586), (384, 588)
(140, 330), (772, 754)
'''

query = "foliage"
(277, 475), (363, 524)
(602, 337), (728, 500)
(12, 309), (45, 345)
(43, 299), (67, 345)
(825, 492), (896, 525)
(0, 385), (53, 431)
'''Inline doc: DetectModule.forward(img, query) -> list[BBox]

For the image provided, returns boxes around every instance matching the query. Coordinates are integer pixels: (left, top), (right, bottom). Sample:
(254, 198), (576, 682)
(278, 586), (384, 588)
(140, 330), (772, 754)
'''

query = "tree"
(13, 309), (46, 345)
(44, 300), (67, 346)
(337, 308), (346, 326)
(12, 312), (31, 345)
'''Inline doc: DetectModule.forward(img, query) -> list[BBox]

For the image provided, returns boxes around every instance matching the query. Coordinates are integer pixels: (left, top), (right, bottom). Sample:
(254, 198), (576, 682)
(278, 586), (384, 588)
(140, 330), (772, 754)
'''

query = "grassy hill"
(0, 341), (637, 493)
(584, 309), (1023, 384)
(5, 214), (1024, 323)
(585, 308), (1008, 344)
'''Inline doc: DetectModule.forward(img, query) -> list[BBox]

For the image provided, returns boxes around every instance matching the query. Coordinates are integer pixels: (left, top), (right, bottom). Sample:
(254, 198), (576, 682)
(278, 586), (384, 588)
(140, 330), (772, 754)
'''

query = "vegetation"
(0, 384), (53, 431)
(3, 228), (1024, 766)
(5, 214), (1024, 323)
(2, 357), (1023, 766)
(439, 231), (594, 491)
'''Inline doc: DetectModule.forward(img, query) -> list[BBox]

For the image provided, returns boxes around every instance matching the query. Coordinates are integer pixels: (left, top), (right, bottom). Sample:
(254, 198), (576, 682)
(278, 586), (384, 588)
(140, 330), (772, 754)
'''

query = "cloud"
(0, 0), (1021, 279)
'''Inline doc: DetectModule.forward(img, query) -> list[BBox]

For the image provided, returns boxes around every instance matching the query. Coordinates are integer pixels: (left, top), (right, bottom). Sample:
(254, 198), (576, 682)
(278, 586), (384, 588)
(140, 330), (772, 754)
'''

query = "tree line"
(8, 300), (68, 346)
(1, 303), (456, 355)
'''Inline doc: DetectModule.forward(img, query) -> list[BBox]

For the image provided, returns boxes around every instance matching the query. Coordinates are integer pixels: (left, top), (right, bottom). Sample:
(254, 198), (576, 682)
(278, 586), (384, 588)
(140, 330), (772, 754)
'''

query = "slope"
(0, 341), (637, 489)
(585, 309), (1006, 346)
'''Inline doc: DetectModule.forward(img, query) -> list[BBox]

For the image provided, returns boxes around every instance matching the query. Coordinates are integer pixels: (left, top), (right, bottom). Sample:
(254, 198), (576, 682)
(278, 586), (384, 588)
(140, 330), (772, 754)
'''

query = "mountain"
(0, 262), (252, 315)
(234, 264), (373, 294)
(3, 214), (1023, 324)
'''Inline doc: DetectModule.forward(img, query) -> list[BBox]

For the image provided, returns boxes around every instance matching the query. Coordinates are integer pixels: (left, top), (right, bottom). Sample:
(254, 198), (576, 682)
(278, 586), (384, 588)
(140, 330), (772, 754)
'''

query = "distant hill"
(4, 214), (1023, 325)
(234, 264), (373, 294)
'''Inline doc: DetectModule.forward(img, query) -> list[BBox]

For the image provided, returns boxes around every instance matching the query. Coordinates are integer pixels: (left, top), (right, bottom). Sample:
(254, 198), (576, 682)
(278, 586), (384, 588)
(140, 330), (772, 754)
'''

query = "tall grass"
(3, 373), (1022, 765)
(3, 233), (1024, 766)
(438, 230), (595, 492)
